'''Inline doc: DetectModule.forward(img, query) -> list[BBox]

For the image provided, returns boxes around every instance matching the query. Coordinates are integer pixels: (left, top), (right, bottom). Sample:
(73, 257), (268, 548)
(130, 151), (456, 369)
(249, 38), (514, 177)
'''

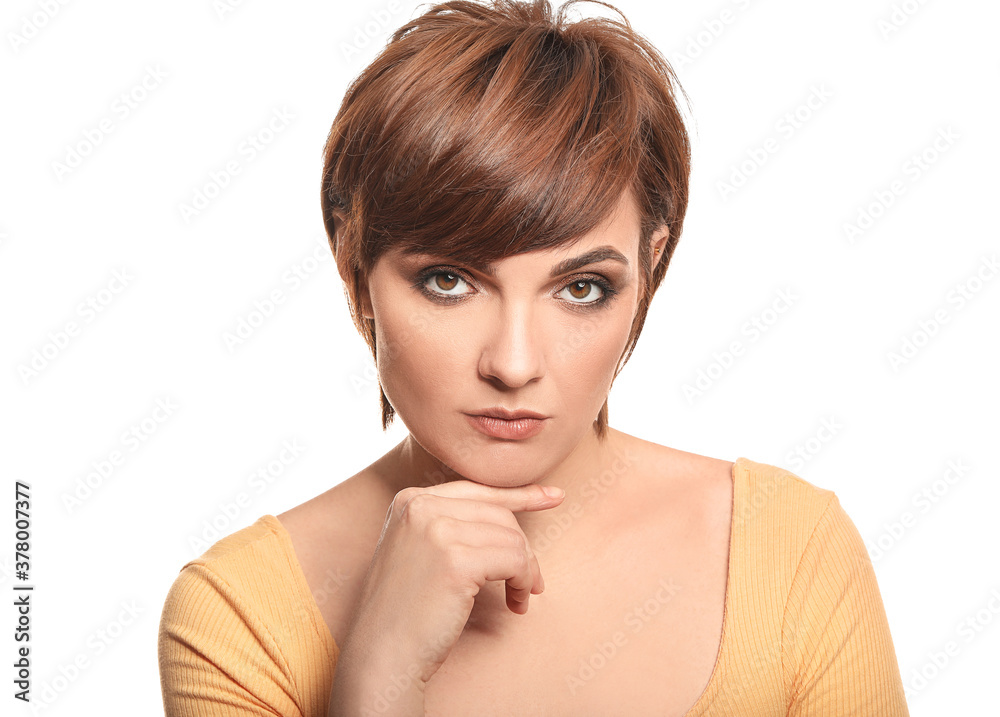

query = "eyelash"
(411, 266), (619, 311)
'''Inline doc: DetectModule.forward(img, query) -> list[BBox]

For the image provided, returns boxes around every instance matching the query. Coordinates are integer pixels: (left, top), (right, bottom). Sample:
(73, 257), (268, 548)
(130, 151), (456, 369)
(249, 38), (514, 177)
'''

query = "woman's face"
(359, 191), (665, 488)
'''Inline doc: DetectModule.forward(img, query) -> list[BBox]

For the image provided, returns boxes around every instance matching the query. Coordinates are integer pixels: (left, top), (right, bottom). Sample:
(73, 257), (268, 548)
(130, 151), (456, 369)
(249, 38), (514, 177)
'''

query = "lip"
(465, 413), (547, 440)
(472, 406), (548, 420)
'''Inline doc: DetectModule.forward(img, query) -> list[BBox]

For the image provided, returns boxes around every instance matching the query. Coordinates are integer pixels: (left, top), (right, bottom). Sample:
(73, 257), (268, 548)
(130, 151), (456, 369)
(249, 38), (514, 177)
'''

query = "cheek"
(549, 309), (635, 408)
(371, 280), (637, 418)
(374, 304), (468, 408)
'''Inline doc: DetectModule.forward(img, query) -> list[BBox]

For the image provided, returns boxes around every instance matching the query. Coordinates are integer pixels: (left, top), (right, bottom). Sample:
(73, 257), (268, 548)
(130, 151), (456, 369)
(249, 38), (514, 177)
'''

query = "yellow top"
(157, 457), (910, 716)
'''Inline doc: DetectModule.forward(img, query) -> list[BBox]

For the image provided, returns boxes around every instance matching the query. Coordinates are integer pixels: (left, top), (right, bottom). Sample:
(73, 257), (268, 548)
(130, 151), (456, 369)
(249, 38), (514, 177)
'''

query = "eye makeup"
(410, 264), (621, 312)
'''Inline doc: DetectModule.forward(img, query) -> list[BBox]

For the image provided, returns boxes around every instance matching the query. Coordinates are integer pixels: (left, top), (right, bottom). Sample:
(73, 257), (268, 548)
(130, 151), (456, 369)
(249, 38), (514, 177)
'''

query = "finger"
(445, 519), (544, 599)
(478, 544), (538, 615)
(401, 480), (564, 514)
(395, 490), (555, 595)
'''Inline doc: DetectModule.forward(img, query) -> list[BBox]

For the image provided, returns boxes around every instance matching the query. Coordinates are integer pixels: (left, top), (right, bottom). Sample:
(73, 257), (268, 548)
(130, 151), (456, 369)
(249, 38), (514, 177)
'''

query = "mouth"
(471, 406), (548, 420)
(465, 413), (547, 440)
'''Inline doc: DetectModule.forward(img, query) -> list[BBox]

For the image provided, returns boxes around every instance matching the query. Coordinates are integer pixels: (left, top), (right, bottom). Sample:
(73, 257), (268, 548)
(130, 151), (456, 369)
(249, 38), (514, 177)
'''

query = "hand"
(329, 479), (565, 714)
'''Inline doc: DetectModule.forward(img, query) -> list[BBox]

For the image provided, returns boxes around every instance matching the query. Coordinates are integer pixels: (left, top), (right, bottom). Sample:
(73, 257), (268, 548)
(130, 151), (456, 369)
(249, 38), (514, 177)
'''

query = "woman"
(158, 1), (909, 715)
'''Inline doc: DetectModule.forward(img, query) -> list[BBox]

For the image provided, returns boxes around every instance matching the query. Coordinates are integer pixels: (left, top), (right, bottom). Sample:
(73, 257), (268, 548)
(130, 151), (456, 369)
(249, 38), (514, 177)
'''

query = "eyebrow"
(413, 245), (630, 279)
(545, 246), (631, 278)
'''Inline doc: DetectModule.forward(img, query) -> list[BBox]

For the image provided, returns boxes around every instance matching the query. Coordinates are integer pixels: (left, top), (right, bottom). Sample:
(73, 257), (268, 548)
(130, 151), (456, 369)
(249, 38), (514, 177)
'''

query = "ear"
(328, 208), (347, 259)
(357, 273), (375, 320)
(649, 225), (670, 269)
(330, 208), (375, 320)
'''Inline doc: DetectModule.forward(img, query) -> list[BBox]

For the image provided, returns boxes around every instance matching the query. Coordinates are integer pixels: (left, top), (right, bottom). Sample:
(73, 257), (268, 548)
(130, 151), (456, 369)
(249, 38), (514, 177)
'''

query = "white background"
(2, 0), (998, 714)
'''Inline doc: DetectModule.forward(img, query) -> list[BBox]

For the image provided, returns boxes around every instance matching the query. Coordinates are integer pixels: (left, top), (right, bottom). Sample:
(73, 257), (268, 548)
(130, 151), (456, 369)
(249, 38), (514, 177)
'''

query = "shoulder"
(170, 514), (290, 592)
(275, 472), (388, 593)
(727, 457), (874, 597)
(627, 433), (848, 559)
(621, 434), (736, 521)
(159, 515), (308, 637)
(158, 515), (338, 715)
(274, 472), (391, 647)
(733, 456), (836, 524)
(189, 513), (287, 571)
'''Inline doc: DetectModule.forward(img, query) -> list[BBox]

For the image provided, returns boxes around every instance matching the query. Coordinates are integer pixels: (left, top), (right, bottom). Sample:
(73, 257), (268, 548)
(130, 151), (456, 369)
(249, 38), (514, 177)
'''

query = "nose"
(477, 302), (545, 389)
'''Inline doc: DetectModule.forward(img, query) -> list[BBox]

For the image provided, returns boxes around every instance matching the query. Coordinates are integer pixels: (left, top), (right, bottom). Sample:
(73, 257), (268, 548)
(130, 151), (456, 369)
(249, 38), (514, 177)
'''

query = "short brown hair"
(321, 0), (691, 439)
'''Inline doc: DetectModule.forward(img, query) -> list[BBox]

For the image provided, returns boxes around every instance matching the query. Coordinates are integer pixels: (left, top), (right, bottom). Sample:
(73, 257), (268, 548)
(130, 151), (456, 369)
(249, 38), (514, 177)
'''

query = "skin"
(350, 188), (670, 549)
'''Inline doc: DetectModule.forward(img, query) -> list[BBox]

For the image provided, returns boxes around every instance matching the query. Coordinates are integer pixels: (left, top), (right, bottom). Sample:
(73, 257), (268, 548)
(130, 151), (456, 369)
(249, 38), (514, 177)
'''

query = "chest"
(298, 457), (736, 716)
(316, 509), (730, 717)
(419, 533), (729, 717)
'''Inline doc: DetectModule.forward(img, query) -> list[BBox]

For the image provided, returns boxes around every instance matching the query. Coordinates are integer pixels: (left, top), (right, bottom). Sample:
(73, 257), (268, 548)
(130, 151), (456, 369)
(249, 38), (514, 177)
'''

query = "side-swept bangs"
(321, 0), (691, 436)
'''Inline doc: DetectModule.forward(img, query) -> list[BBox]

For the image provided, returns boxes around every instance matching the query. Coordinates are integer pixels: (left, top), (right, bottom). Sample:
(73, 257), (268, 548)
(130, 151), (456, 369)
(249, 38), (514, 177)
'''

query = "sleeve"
(782, 495), (910, 717)
(157, 564), (303, 717)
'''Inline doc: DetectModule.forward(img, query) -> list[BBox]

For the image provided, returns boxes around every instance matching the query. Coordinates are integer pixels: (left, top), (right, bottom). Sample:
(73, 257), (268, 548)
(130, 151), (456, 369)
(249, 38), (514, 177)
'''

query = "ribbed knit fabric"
(157, 457), (910, 716)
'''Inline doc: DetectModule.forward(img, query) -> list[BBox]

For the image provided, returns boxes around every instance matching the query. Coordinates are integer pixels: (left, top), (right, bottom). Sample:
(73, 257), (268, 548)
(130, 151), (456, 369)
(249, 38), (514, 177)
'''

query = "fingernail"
(542, 486), (564, 499)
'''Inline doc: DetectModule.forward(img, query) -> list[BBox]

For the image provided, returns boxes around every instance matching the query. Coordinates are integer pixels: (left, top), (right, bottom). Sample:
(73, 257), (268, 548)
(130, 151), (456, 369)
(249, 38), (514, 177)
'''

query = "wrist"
(329, 648), (426, 717)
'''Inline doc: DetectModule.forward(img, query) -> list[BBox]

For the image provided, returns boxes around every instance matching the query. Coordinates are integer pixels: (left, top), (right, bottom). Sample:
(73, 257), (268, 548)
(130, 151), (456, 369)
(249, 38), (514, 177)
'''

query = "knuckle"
(442, 543), (470, 577)
(399, 490), (432, 521)
(505, 527), (528, 551)
(509, 547), (530, 571)
(425, 515), (452, 545)
(388, 487), (412, 516)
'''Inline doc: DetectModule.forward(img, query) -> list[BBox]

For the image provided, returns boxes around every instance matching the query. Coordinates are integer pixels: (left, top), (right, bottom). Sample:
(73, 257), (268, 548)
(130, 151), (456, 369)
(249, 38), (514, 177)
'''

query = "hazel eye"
(412, 265), (619, 312)
(559, 280), (604, 304)
(423, 271), (471, 297)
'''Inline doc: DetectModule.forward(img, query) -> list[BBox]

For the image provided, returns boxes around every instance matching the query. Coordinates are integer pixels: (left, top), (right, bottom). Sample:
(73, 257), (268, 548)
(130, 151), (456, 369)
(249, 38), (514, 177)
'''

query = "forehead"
(392, 188), (641, 275)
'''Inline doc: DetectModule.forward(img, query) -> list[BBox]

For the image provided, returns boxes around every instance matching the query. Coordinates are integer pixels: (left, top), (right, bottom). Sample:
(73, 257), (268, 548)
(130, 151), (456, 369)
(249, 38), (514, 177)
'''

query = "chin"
(452, 448), (557, 488)
(404, 412), (564, 484)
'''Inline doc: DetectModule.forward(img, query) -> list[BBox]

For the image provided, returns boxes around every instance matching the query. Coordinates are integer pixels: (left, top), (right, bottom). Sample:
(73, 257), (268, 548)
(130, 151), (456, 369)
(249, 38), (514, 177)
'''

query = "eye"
(413, 266), (619, 311)
(558, 279), (606, 305)
(416, 269), (474, 300)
